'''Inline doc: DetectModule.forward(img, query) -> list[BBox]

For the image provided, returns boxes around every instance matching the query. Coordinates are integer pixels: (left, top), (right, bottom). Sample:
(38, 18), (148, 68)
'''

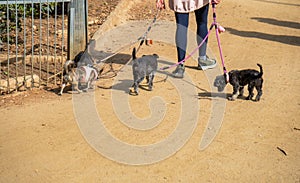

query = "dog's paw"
(254, 98), (260, 102)
(129, 88), (139, 96)
(227, 96), (235, 101)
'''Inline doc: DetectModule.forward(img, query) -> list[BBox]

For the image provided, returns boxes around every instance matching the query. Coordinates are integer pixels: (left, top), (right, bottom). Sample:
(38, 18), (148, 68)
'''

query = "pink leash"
(211, 3), (229, 83)
(159, 3), (229, 82)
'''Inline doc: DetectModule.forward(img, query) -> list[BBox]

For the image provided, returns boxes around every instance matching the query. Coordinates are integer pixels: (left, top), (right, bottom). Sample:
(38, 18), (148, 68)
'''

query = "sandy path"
(0, 0), (299, 182)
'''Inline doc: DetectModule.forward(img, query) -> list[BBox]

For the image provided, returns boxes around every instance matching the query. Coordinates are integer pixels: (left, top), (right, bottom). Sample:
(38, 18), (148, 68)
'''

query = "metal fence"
(0, 0), (72, 94)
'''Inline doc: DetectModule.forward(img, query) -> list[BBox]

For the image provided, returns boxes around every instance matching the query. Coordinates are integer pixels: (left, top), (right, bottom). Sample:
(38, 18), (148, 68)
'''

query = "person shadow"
(226, 27), (300, 46)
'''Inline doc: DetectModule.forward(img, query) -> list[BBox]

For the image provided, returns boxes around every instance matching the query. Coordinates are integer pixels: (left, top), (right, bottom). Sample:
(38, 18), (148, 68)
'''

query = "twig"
(277, 147), (287, 156)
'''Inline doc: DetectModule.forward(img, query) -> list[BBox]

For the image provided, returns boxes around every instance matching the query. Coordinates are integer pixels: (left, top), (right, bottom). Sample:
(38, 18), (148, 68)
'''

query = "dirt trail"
(0, 0), (299, 182)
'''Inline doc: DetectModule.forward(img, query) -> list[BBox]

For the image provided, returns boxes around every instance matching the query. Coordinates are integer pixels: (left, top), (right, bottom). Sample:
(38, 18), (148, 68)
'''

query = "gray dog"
(130, 47), (158, 95)
(214, 63), (263, 101)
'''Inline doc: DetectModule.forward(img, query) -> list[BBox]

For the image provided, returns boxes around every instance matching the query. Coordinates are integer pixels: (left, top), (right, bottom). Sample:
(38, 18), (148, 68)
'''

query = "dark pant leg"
(195, 4), (209, 57)
(175, 12), (189, 64)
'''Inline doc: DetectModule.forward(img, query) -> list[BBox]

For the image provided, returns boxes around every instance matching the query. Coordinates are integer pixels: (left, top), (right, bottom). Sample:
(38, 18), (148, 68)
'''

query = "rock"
(0, 74), (40, 94)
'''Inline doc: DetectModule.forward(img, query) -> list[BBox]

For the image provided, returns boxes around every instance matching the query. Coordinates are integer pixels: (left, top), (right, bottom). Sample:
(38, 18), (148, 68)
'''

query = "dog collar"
(225, 72), (229, 83)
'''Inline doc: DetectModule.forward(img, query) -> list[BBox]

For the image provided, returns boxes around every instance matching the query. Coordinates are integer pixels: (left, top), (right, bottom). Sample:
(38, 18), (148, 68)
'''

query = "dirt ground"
(1, 0), (300, 182)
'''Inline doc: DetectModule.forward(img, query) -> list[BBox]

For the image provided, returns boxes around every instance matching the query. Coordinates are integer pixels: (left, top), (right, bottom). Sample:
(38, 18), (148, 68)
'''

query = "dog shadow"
(199, 92), (251, 101)
(50, 85), (94, 95)
(111, 78), (168, 95)
(198, 92), (229, 100)
(110, 79), (151, 95)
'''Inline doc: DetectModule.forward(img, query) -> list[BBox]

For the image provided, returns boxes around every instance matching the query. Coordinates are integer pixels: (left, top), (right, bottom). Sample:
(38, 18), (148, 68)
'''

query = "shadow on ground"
(226, 27), (300, 46)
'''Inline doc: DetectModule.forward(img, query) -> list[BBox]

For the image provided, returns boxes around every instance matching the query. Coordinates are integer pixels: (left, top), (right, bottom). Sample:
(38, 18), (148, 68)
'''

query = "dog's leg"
(73, 83), (82, 93)
(254, 78), (263, 101)
(88, 74), (95, 90)
(72, 77), (82, 94)
(146, 75), (150, 84)
(82, 78), (91, 92)
(134, 77), (144, 95)
(255, 87), (263, 101)
(238, 86), (244, 97)
(228, 84), (239, 101)
(87, 72), (97, 90)
(59, 83), (66, 95)
(82, 83), (89, 92)
(246, 83), (255, 100)
(148, 73), (154, 91)
(89, 80), (95, 90)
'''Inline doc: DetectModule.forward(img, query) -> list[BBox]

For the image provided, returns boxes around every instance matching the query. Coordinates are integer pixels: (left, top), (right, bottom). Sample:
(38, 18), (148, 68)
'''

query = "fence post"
(68, 0), (88, 60)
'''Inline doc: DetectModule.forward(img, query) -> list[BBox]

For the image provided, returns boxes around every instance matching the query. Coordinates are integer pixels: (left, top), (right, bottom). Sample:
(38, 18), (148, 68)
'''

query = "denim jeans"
(175, 4), (209, 63)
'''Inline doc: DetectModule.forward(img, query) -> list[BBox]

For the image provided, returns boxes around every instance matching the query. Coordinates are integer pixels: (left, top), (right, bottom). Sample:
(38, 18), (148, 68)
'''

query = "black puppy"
(214, 63), (263, 101)
(130, 47), (158, 95)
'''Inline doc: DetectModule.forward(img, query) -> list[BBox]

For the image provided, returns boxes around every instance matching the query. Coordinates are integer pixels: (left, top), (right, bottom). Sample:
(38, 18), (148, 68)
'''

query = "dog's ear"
(132, 47), (137, 60)
(152, 54), (159, 58)
(74, 51), (84, 63)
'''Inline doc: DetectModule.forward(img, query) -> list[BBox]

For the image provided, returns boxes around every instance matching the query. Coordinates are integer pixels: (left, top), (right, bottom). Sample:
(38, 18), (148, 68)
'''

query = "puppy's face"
(214, 75), (227, 92)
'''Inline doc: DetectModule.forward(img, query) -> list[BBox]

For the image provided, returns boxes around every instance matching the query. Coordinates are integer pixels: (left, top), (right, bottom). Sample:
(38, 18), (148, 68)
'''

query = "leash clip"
(225, 72), (229, 83)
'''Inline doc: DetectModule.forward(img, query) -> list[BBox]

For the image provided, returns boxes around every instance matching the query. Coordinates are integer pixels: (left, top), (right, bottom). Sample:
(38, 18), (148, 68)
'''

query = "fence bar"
(23, 0), (27, 88)
(46, 0), (49, 86)
(15, 0), (18, 91)
(60, 0), (65, 84)
(68, 7), (74, 60)
(0, 0), (70, 4)
(39, 0), (42, 87)
(6, 0), (10, 93)
(54, 0), (57, 85)
(31, 1), (34, 87)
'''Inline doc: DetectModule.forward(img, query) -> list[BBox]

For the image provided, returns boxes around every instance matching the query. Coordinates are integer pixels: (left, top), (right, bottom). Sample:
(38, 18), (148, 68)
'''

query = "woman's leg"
(195, 4), (209, 58)
(175, 12), (189, 64)
(195, 4), (216, 70)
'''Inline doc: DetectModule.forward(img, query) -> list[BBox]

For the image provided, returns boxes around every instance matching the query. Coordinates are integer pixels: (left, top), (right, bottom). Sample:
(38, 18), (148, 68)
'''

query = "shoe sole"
(173, 74), (184, 78)
(198, 63), (217, 71)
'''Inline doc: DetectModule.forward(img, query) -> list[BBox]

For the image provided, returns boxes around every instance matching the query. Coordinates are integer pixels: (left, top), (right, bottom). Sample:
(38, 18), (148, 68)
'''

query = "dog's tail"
(132, 47), (137, 60)
(257, 63), (263, 78)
